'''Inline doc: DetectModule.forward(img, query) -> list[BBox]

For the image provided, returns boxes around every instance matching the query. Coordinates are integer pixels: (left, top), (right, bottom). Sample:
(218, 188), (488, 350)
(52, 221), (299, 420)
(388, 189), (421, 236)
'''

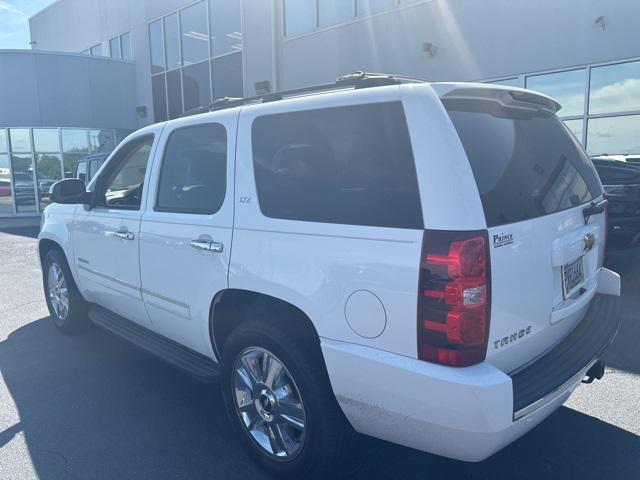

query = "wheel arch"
(209, 289), (322, 361)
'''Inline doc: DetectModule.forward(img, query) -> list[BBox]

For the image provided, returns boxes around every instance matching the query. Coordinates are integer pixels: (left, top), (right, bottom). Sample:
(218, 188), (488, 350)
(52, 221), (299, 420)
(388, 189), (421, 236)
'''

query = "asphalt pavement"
(0, 227), (638, 480)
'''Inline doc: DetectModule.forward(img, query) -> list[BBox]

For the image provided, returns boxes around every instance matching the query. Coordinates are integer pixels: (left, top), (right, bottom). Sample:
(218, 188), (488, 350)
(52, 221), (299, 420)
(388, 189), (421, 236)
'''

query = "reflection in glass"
(167, 69), (183, 119)
(121, 32), (132, 60)
(11, 154), (36, 213)
(0, 154), (13, 214)
(183, 61), (211, 111)
(563, 120), (584, 146)
(0, 129), (7, 152)
(89, 130), (115, 153)
(587, 115), (640, 156)
(110, 37), (121, 59)
(357, 0), (395, 16)
(33, 129), (60, 152)
(62, 130), (89, 177)
(36, 153), (62, 210)
(212, 53), (243, 100)
(211, 0), (242, 56)
(490, 78), (521, 87)
(152, 74), (168, 123)
(149, 20), (165, 74)
(90, 44), (103, 56)
(284, 0), (316, 36)
(181, 1), (209, 65)
(10, 129), (31, 152)
(164, 13), (181, 70)
(589, 61), (640, 115)
(526, 69), (585, 117)
(319, 0), (354, 27)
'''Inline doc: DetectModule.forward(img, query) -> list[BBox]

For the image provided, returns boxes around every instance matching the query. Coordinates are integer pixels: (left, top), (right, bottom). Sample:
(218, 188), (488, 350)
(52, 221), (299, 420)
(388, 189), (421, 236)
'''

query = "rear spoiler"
(431, 83), (561, 114)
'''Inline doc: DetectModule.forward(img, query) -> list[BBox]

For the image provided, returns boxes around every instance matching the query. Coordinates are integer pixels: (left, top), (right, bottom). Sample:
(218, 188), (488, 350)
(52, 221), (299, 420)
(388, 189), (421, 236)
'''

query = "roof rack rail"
(179, 71), (426, 118)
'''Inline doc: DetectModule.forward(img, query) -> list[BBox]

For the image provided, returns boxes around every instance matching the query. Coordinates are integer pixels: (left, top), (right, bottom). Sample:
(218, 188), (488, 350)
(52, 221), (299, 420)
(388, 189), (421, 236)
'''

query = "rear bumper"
(321, 293), (621, 462)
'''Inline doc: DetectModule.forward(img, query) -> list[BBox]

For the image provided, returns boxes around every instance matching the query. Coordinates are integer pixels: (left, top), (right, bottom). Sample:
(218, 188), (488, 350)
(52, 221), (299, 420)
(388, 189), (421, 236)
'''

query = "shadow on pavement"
(1, 316), (639, 480)
(0, 227), (39, 239)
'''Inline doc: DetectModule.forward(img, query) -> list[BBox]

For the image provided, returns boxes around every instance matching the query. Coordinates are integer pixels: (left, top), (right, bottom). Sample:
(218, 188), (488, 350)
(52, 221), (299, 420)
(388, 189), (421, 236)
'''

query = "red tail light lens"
(418, 230), (491, 367)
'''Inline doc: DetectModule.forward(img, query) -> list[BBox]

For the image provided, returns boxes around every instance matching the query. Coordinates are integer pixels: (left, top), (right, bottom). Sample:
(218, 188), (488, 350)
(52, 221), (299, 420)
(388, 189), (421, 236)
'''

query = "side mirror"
(50, 178), (91, 205)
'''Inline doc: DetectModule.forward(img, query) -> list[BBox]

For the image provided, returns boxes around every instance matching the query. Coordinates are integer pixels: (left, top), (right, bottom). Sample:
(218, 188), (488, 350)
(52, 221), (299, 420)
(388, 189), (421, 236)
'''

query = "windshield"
(443, 98), (603, 227)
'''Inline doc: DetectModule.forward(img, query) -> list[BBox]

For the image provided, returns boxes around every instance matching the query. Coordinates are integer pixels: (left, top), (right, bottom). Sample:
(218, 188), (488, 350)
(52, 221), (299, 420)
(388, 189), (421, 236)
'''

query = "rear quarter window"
(251, 102), (423, 229)
(444, 98), (603, 227)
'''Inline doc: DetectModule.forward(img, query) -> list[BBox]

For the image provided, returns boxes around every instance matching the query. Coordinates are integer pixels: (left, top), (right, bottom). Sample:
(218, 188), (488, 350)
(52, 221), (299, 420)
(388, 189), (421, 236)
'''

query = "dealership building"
(0, 0), (639, 221)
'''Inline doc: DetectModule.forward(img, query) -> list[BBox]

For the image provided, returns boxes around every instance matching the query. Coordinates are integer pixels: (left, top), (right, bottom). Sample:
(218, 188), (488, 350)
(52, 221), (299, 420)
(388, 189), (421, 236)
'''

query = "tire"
(221, 319), (355, 478)
(42, 248), (88, 333)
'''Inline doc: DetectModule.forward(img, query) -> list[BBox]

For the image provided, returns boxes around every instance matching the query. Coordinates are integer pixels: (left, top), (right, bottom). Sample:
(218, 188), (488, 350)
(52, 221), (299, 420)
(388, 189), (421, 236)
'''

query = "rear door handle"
(104, 230), (135, 241)
(190, 239), (223, 253)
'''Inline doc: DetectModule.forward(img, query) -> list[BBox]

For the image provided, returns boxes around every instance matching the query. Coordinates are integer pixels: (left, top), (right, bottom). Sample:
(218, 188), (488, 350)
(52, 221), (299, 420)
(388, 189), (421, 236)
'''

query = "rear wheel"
(43, 249), (88, 332)
(221, 320), (354, 478)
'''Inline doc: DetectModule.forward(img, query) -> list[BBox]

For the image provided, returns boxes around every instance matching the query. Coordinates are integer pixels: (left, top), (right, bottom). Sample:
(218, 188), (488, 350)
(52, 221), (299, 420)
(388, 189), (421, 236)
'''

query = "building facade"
(1, 0), (638, 220)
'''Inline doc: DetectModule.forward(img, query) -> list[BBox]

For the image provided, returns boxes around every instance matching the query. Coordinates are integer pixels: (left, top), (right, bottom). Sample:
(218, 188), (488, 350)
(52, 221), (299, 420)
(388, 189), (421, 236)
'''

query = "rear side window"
(156, 123), (227, 215)
(251, 102), (423, 229)
(444, 98), (602, 227)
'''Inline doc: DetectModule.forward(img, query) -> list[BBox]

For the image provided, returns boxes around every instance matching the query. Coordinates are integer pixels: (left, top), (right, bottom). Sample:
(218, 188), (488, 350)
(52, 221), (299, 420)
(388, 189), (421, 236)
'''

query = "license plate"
(562, 257), (585, 299)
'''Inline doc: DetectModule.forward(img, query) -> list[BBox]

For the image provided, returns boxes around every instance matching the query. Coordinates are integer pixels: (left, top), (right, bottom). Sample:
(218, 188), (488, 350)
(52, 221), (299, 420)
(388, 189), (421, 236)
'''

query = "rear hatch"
(440, 86), (606, 372)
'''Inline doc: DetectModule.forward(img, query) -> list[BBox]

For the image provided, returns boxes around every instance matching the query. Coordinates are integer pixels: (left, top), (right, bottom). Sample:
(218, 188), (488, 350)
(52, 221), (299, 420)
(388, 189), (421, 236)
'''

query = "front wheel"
(221, 320), (355, 478)
(43, 249), (88, 332)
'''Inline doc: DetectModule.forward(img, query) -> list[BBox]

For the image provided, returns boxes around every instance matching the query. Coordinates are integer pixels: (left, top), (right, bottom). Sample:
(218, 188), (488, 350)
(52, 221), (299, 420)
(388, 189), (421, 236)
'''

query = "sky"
(0, 0), (54, 49)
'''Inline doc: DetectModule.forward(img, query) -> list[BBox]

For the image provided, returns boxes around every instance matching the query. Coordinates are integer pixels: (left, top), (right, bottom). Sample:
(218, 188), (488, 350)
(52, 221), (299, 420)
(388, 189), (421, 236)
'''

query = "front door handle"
(190, 239), (224, 253)
(104, 230), (135, 241)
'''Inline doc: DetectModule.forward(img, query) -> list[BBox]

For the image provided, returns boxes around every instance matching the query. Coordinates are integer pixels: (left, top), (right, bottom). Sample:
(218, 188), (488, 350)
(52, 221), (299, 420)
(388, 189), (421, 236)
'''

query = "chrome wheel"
(47, 262), (69, 321)
(233, 347), (306, 459)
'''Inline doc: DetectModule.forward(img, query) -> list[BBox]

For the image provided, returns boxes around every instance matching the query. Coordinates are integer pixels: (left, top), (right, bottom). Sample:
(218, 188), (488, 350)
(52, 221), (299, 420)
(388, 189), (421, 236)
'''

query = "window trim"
(154, 123), (228, 216)
(93, 134), (155, 212)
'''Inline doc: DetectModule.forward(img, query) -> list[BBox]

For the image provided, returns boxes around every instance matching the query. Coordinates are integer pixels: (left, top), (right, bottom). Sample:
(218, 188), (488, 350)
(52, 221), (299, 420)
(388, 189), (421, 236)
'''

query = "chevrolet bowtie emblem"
(583, 233), (596, 252)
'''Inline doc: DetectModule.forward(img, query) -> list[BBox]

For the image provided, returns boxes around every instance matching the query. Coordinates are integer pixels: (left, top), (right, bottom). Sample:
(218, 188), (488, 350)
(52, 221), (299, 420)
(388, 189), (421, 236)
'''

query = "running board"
(89, 305), (221, 383)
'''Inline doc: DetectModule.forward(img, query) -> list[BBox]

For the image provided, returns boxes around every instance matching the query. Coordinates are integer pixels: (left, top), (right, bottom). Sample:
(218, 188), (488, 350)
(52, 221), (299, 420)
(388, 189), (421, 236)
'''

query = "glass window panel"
(9, 129), (31, 153)
(284, 0), (315, 36)
(89, 129), (115, 153)
(525, 69), (585, 118)
(167, 69), (183, 119)
(61, 129), (89, 154)
(90, 44), (103, 56)
(149, 20), (165, 74)
(0, 129), (7, 152)
(121, 32), (132, 60)
(115, 129), (133, 146)
(62, 154), (86, 179)
(0, 154), (13, 214)
(183, 61), (212, 111)
(157, 123), (227, 214)
(164, 13), (181, 70)
(490, 78), (520, 87)
(36, 153), (62, 210)
(181, 1), (209, 65)
(11, 154), (37, 213)
(319, 0), (353, 27)
(563, 119), (584, 146)
(587, 115), (640, 156)
(152, 74), (168, 122)
(589, 61), (640, 115)
(33, 129), (60, 152)
(110, 37), (121, 59)
(212, 53), (243, 100)
(211, 0), (243, 56)
(356, 0), (395, 16)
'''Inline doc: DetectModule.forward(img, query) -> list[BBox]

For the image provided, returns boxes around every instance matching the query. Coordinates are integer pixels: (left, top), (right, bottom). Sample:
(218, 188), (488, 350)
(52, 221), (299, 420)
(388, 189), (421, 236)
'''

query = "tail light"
(417, 230), (491, 367)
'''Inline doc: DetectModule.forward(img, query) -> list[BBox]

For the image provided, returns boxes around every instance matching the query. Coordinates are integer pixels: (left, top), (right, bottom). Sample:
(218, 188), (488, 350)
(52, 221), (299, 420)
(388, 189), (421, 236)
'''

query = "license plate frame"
(562, 256), (586, 299)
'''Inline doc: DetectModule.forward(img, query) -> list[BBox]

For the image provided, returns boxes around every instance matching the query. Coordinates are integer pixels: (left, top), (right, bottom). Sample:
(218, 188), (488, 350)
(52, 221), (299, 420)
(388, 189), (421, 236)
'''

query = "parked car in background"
(39, 74), (621, 478)
(592, 154), (640, 166)
(72, 153), (108, 185)
(593, 158), (640, 250)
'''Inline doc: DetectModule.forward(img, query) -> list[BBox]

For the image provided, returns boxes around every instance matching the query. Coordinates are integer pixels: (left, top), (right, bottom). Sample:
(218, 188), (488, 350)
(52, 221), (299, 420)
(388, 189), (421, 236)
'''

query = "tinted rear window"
(251, 102), (423, 229)
(444, 98), (602, 227)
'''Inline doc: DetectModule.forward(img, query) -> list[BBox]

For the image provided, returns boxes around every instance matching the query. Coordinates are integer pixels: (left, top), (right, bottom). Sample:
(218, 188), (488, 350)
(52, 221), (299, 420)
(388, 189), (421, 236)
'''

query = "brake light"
(417, 230), (491, 367)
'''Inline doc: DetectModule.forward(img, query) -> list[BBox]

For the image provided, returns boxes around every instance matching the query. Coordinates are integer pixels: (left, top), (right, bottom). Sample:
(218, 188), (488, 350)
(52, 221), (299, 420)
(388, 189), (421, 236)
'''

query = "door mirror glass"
(50, 178), (90, 205)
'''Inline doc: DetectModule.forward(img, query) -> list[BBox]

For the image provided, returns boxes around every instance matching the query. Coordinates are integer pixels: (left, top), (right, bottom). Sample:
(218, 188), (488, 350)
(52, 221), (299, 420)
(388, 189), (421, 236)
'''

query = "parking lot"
(0, 226), (638, 480)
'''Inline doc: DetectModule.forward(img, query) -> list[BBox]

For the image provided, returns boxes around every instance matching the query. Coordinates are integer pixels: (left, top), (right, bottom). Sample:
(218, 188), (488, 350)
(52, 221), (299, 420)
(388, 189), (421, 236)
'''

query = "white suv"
(39, 73), (621, 478)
